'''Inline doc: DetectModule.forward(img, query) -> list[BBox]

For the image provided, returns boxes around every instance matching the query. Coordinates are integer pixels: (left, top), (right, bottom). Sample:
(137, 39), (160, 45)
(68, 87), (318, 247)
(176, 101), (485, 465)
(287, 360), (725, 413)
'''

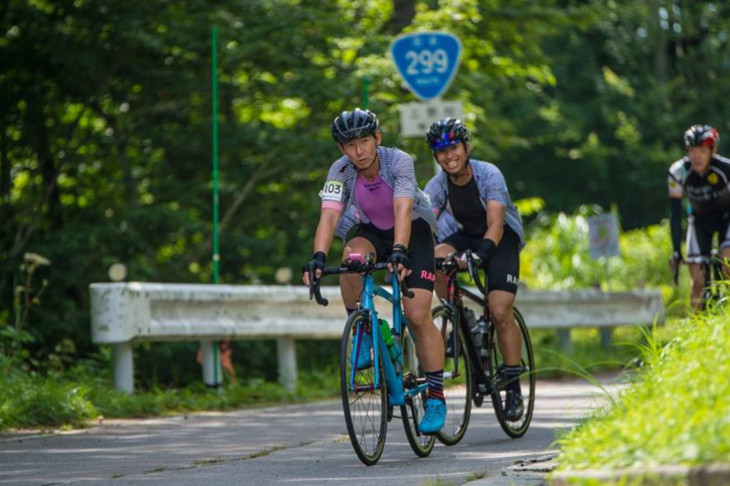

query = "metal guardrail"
(90, 283), (664, 392)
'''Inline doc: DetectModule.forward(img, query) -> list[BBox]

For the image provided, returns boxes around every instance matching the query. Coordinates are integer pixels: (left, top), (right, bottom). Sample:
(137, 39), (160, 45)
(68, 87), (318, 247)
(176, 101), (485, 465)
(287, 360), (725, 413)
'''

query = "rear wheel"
(341, 311), (387, 465)
(432, 305), (472, 446)
(487, 307), (535, 438)
(400, 324), (435, 457)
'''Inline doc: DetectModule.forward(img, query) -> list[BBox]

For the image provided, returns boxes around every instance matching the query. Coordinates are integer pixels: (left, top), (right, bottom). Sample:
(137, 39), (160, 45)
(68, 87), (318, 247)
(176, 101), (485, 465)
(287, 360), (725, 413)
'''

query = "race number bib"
(320, 180), (344, 202)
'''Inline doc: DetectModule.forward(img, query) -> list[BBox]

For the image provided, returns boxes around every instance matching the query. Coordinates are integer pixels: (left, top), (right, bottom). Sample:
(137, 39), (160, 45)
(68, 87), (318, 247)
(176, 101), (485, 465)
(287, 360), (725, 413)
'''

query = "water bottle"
(379, 319), (399, 361)
(472, 316), (488, 356)
(463, 307), (477, 331)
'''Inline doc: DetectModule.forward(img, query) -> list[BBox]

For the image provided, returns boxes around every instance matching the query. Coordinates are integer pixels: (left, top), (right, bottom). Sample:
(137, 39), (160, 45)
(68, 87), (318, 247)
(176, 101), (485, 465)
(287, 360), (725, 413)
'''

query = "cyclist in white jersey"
(302, 108), (447, 434)
(668, 124), (730, 308)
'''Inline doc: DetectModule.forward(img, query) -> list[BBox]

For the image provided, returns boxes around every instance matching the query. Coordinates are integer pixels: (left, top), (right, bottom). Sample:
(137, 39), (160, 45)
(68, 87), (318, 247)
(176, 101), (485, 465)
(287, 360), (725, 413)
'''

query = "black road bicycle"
(433, 250), (535, 444)
(682, 249), (727, 307)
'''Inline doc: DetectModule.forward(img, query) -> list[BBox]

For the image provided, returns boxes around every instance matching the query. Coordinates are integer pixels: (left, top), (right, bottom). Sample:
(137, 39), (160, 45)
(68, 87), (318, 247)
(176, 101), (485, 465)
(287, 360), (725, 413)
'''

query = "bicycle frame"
(684, 250), (728, 305)
(351, 273), (429, 407)
(441, 267), (494, 396)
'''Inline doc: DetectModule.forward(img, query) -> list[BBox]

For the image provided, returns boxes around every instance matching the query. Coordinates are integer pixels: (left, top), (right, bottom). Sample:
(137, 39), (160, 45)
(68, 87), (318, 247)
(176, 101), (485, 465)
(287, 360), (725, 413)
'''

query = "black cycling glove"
(388, 247), (411, 271)
(303, 251), (326, 280)
(475, 238), (497, 266)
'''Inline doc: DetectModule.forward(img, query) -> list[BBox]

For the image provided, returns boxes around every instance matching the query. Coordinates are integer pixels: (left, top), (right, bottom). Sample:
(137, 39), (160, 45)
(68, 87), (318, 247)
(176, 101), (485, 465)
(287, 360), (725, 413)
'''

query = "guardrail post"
(600, 327), (613, 349)
(557, 329), (572, 354)
(113, 342), (134, 393)
(200, 339), (221, 387)
(277, 338), (297, 392)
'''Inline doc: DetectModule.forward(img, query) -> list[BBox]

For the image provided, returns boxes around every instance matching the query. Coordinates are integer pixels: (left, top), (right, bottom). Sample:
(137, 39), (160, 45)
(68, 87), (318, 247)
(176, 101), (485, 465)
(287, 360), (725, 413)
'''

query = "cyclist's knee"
(403, 289), (433, 326)
(343, 237), (374, 260)
(690, 276), (705, 293)
(489, 304), (513, 328)
(403, 301), (432, 328)
(434, 243), (454, 259)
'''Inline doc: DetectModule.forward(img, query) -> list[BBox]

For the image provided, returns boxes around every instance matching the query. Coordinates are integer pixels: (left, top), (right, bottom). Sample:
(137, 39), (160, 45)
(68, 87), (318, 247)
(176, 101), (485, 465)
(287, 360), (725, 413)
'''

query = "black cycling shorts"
(687, 211), (730, 258)
(442, 225), (521, 294)
(347, 218), (435, 292)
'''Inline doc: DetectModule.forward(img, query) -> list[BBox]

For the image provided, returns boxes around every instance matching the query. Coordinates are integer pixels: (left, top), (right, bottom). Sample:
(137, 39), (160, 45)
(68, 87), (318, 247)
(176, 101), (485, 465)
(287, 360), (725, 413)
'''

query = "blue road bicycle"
(309, 253), (435, 465)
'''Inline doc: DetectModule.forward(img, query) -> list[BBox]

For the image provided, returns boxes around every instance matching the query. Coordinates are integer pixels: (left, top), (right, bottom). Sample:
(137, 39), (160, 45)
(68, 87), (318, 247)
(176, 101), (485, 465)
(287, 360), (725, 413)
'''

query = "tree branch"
(191, 163), (285, 264)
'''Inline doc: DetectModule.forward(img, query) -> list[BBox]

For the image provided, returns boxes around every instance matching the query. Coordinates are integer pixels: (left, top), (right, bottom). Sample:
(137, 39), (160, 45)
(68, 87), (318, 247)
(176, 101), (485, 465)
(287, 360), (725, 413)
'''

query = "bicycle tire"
(432, 305), (472, 446)
(486, 307), (535, 438)
(400, 324), (435, 457)
(340, 311), (388, 465)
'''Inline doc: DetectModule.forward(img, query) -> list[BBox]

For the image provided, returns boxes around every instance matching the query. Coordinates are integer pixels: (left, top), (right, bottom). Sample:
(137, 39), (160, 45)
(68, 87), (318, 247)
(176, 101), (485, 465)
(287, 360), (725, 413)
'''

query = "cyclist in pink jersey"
(302, 108), (446, 434)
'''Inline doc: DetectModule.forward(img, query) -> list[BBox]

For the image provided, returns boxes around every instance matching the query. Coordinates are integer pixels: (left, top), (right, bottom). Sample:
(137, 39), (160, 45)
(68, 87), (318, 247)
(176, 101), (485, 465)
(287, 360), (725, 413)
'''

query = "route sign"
(389, 32), (462, 101)
(588, 213), (620, 259)
(399, 99), (463, 138)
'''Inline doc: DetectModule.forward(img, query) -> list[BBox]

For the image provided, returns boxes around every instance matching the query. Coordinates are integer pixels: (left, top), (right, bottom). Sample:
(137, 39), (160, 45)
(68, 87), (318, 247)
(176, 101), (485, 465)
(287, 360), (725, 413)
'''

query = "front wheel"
(487, 307), (535, 438)
(340, 311), (387, 465)
(432, 305), (472, 446)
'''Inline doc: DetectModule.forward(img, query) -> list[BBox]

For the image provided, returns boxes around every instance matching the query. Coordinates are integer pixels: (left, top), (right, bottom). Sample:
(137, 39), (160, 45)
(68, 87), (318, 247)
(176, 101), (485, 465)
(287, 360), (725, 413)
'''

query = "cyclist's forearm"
(669, 198), (684, 255)
(393, 197), (413, 249)
(484, 200), (505, 244)
(313, 208), (340, 257)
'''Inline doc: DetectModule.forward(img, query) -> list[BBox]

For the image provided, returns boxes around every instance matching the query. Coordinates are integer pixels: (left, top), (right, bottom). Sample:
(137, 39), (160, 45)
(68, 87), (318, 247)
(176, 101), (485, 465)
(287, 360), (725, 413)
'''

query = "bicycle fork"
(349, 311), (406, 406)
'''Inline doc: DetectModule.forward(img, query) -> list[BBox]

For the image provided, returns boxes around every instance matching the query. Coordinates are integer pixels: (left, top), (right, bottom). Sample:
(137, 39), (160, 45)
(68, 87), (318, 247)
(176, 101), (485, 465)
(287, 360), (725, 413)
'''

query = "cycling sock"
(426, 370), (445, 401)
(346, 307), (356, 316)
(503, 364), (523, 395)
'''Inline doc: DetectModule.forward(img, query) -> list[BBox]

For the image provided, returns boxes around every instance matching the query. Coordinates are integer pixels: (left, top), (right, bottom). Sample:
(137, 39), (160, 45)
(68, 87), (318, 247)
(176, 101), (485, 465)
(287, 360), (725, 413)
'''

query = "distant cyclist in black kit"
(668, 124), (730, 308)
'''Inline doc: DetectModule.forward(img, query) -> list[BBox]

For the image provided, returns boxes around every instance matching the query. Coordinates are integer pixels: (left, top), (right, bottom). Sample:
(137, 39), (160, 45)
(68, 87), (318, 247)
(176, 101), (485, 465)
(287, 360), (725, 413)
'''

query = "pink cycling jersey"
(354, 173), (395, 230)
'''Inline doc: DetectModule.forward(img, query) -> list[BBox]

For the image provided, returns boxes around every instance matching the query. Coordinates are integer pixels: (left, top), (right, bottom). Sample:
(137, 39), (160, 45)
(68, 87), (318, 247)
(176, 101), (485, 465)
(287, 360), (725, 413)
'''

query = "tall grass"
(556, 302), (730, 470)
(0, 362), (339, 432)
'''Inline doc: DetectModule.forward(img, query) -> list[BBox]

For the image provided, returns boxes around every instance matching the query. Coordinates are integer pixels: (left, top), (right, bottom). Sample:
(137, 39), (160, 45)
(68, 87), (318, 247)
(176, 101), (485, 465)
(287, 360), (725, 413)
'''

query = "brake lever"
(308, 271), (329, 306)
(400, 276), (415, 299)
(313, 282), (329, 306)
(465, 250), (477, 280)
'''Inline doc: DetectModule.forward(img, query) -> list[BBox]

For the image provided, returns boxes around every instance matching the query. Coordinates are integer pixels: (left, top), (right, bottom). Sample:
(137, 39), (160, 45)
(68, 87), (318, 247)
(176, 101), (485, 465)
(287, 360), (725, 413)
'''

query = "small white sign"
(399, 100), (463, 138)
(588, 213), (620, 260)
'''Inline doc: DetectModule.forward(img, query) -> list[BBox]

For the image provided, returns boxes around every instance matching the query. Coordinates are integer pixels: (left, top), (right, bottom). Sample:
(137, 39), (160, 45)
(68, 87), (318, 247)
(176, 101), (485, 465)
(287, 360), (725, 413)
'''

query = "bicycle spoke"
(433, 305), (471, 446)
(488, 308), (535, 438)
(341, 311), (387, 466)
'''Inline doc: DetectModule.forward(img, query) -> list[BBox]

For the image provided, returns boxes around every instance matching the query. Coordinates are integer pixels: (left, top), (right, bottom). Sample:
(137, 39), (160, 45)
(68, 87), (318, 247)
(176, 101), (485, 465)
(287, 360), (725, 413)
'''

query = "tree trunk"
(28, 89), (62, 231)
(0, 129), (8, 203)
(650, 0), (670, 84)
(386, 0), (416, 34)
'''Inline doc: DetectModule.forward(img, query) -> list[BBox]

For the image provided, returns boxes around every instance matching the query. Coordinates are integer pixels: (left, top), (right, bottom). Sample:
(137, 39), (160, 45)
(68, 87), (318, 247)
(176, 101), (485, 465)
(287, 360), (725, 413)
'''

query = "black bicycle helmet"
(331, 108), (379, 143)
(426, 117), (469, 151)
(684, 124), (720, 147)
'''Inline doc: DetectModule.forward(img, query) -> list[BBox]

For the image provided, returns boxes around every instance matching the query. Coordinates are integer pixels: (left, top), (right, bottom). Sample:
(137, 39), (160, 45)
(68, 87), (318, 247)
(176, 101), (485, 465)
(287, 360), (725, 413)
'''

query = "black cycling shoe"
(503, 390), (524, 422)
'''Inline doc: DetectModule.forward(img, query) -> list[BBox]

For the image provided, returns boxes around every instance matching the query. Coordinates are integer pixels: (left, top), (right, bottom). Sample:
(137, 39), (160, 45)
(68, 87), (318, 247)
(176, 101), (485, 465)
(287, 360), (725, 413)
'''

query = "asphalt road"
(0, 377), (622, 486)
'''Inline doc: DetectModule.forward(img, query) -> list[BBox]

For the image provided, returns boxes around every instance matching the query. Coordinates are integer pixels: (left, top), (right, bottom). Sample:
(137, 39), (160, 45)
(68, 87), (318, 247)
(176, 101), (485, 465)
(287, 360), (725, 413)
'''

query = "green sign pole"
(210, 27), (221, 386)
(362, 74), (370, 109)
(212, 28), (220, 285)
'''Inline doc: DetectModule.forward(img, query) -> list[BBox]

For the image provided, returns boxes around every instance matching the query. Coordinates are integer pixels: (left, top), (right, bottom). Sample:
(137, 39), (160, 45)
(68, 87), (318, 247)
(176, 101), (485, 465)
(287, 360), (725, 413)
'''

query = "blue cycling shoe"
(352, 330), (372, 370)
(418, 398), (447, 435)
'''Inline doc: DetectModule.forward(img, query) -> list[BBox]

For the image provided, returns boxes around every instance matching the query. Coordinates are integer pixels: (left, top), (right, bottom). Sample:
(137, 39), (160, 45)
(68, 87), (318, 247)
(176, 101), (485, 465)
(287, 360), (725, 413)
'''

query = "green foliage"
(521, 208), (678, 297)
(531, 326), (646, 379)
(0, 373), (95, 429)
(0, 357), (338, 432)
(556, 307), (730, 470)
